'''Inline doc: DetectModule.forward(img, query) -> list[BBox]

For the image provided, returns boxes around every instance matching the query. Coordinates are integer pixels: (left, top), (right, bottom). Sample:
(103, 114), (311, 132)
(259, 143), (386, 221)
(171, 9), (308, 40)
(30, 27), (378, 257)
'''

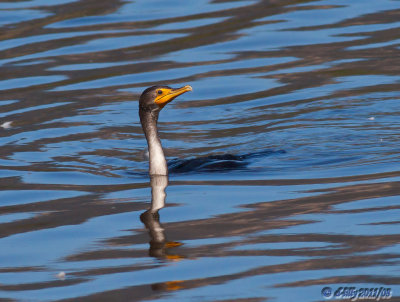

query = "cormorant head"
(139, 85), (192, 112)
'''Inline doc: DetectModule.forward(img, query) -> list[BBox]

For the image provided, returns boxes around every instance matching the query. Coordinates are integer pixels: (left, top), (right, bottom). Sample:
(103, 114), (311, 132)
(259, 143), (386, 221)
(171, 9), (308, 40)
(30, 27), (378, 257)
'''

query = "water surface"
(0, 0), (399, 301)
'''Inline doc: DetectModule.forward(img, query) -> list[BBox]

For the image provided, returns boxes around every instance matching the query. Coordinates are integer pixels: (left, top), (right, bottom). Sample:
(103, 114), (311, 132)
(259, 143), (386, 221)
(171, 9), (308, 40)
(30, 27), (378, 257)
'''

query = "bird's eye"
(157, 90), (163, 95)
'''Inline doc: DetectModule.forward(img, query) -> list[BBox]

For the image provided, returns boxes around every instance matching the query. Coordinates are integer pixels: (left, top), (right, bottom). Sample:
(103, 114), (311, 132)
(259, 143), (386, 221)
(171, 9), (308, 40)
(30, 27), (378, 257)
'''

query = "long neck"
(140, 108), (168, 176)
(150, 175), (168, 212)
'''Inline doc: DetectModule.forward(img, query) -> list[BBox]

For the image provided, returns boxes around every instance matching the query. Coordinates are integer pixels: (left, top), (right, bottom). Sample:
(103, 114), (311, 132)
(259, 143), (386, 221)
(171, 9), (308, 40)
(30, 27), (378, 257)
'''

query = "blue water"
(0, 0), (399, 301)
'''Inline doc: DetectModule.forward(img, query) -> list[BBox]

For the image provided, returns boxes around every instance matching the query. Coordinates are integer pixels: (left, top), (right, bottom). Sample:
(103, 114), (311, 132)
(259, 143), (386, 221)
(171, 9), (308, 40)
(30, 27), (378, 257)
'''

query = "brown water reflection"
(0, 0), (399, 301)
(48, 175), (399, 301)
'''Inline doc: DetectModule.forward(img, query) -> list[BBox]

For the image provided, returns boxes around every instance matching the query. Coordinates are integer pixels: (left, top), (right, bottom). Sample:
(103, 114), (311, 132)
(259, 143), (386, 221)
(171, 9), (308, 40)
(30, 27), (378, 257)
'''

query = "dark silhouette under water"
(168, 149), (286, 173)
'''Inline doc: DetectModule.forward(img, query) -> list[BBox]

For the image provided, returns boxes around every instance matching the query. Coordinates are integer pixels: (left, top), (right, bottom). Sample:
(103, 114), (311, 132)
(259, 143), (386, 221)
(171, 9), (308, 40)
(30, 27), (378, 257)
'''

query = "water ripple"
(0, 0), (399, 301)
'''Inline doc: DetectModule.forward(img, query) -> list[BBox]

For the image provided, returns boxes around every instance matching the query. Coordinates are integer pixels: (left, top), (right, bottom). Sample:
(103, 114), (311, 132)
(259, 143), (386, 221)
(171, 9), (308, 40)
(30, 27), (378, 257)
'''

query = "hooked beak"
(154, 85), (192, 108)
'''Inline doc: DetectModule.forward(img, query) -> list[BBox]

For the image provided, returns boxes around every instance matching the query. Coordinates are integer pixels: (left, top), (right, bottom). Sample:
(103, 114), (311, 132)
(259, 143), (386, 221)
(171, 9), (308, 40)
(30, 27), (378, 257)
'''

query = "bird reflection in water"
(140, 175), (183, 261)
(138, 86), (190, 291)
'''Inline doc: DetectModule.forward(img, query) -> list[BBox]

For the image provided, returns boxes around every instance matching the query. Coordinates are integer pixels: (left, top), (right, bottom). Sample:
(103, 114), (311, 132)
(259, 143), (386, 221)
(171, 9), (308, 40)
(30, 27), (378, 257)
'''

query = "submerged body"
(168, 150), (285, 173)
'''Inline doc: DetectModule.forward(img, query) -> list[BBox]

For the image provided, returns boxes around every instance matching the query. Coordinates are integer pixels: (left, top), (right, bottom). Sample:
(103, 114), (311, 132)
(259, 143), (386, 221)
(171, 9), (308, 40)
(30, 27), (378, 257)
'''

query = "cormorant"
(139, 85), (284, 176)
(139, 85), (192, 175)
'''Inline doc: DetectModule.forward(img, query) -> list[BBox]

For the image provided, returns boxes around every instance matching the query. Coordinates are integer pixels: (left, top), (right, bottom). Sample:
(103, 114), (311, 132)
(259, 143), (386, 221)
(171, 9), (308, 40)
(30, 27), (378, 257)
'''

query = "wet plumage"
(138, 85), (284, 175)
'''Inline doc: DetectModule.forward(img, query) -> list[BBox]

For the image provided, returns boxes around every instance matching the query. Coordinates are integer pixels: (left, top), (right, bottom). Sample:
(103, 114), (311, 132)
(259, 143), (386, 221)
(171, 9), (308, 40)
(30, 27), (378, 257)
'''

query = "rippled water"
(1, 0), (399, 301)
